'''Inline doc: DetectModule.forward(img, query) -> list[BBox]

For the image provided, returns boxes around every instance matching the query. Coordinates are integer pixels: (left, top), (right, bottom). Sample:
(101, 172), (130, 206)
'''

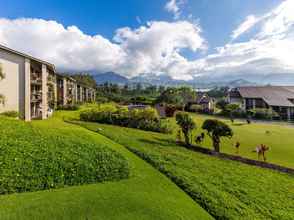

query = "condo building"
(0, 44), (96, 121)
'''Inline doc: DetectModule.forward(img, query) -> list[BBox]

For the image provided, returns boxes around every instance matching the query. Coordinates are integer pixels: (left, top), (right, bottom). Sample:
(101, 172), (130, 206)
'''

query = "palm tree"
(202, 119), (233, 152)
(175, 112), (196, 146)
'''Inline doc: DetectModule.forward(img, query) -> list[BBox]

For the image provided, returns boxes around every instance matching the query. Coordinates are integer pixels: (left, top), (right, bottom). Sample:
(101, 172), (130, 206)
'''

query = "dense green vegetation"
(79, 120), (294, 220)
(0, 116), (129, 194)
(80, 103), (171, 133)
(96, 83), (160, 104)
(0, 112), (212, 220)
(68, 73), (97, 88)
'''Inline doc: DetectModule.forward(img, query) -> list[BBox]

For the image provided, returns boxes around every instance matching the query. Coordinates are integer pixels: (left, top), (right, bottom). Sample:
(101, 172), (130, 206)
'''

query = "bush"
(57, 104), (80, 111)
(0, 117), (129, 195)
(80, 104), (171, 133)
(0, 111), (18, 118)
(249, 108), (279, 120)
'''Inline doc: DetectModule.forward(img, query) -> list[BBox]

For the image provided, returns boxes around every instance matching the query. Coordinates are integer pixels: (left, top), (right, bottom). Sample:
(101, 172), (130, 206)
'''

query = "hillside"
(0, 113), (212, 220)
(79, 119), (294, 219)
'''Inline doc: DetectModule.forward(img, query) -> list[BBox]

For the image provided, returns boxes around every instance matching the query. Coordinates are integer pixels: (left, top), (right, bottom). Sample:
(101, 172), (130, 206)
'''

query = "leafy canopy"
(176, 112), (196, 145)
(202, 119), (233, 138)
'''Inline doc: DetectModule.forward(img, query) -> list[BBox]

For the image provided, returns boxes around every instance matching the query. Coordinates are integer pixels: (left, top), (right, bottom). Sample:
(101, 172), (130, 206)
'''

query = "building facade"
(228, 86), (294, 120)
(0, 44), (96, 121)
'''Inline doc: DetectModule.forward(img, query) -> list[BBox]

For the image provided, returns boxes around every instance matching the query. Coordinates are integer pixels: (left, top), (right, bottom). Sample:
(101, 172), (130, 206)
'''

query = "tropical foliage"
(202, 119), (233, 152)
(80, 103), (171, 133)
(175, 112), (196, 145)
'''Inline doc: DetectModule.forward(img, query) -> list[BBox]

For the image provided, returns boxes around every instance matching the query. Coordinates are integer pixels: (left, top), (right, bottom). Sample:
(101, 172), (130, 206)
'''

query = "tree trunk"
(184, 133), (190, 146)
(212, 136), (220, 152)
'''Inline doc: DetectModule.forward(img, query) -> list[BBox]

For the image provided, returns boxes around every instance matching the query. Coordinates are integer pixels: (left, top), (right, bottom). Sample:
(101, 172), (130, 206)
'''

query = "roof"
(0, 44), (55, 72)
(237, 86), (294, 107)
(193, 93), (213, 104)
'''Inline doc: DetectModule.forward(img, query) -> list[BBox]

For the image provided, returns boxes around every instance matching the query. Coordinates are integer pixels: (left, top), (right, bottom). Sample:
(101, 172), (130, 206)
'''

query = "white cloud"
(0, 18), (205, 79)
(113, 20), (206, 77)
(1, 0), (294, 82)
(231, 15), (260, 40)
(165, 0), (184, 19)
(188, 0), (294, 81)
(0, 18), (125, 72)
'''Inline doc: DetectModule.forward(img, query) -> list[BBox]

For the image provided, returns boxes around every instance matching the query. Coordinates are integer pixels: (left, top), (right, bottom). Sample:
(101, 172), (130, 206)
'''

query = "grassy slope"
(79, 121), (294, 219)
(0, 113), (212, 220)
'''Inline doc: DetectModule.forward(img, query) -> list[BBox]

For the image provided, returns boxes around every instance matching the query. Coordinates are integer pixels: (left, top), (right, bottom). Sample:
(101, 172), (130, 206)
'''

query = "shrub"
(57, 104), (80, 111)
(0, 118), (129, 195)
(0, 111), (18, 118)
(80, 104), (171, 133)
(249, 108), (279, 120)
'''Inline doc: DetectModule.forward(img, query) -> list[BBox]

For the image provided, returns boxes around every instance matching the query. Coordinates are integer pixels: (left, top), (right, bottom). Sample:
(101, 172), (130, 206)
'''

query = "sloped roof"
(0, 44), (55, 72)
(238, 86), (294, 107)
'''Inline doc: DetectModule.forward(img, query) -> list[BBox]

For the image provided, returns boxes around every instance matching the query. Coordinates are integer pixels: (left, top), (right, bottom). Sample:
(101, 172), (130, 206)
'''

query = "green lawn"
(78, 120), (294, 219)
(184, 113), (294, 168)
(0, 112), (212, 220)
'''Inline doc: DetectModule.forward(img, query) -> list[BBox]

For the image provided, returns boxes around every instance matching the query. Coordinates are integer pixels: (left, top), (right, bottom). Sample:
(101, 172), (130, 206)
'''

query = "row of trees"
(175, 112), (233, 152)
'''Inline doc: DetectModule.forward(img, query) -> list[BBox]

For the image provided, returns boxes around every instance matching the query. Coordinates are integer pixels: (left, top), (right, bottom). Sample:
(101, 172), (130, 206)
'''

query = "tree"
(202, 119), (233, 152)
(0, 64), (5, 105)
(175, 112), (196, 146)
(216, 99), (228, 111)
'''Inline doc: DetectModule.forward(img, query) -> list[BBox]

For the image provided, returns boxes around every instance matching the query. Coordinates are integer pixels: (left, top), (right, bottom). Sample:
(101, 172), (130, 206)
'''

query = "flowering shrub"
(80, 104), (171, 133)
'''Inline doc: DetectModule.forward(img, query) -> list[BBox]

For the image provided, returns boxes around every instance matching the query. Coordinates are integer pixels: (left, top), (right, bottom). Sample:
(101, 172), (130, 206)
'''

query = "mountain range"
(93, 72), (294, 88)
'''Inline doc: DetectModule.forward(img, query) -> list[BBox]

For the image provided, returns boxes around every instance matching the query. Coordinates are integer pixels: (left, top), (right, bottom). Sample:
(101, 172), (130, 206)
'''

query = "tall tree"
(176, 112), (196, 146)
(202, 119), (233, 152)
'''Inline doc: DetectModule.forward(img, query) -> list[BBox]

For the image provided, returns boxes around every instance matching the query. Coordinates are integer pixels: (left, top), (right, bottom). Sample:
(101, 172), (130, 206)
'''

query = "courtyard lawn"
(0, 112), (212, 220)
(78, 120), (294, 219)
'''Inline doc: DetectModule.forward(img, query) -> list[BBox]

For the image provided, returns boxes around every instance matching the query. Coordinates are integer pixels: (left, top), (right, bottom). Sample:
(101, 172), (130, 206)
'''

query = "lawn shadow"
(232, 123), (246, 126)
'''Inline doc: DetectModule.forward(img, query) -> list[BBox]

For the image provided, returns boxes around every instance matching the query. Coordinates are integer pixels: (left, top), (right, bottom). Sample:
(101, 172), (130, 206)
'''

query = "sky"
(0, 0), (293, 81)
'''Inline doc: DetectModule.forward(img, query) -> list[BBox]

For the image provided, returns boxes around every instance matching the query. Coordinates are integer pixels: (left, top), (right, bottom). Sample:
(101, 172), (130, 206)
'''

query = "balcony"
(31, 91), (42, 103)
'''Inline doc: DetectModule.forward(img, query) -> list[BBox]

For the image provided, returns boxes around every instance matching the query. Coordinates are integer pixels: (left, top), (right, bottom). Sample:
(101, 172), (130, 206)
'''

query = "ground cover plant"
(80, 103), (171, 133)
(78, 120), (294, 220)
(0, 112), (212, 220)
(0, 116), (129, 194)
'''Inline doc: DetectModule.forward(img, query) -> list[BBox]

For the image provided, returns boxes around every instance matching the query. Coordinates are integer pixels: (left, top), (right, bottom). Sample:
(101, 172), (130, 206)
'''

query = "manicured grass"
(0, 112), (212, 220)
(79, 121), (294, 219)
(0, 116), (129, 194)
(184, 113), (294, 168)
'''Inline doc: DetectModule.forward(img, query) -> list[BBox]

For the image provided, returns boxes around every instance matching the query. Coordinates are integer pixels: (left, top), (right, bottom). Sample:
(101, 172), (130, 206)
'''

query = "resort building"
(228, 86), (294, 120)
(187, 92), (215, 113)
(0, 44), (96, 121)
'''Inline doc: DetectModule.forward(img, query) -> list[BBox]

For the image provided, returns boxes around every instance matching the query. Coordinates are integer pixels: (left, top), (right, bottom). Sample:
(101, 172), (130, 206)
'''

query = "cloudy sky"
(1, 0), (293, 81)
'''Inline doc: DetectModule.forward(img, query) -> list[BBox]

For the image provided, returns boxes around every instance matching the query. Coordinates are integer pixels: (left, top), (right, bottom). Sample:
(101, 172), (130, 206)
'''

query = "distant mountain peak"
(94, 72), (129, 85)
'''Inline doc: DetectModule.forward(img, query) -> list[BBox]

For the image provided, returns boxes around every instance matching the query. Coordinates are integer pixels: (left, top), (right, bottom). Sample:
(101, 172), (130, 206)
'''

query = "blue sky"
(1, 0), (281, 52)
(0, 0), (293, 81)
